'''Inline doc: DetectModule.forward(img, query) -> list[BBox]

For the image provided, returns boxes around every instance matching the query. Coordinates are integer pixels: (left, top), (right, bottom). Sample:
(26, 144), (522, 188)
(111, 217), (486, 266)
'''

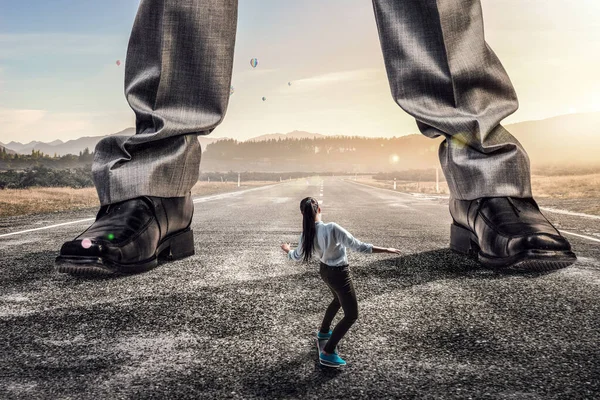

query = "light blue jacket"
(288, 221), (373, 266)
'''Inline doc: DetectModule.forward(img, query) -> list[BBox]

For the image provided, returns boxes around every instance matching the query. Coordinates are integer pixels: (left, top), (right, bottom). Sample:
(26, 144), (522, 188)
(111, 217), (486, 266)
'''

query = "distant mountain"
(0, 144), (16, 155)
(201, 113), (600, 172)
(1, 140), (44, 154)
(3, 112), (599, 166)
(245, 130), (328, 142)
(504, 112), (600, 167)
(3, 129), (229, 156)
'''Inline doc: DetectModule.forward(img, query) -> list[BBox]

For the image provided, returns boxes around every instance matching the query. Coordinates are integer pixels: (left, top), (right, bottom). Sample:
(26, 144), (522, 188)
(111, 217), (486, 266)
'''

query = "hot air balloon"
(288, 82), (292, 86)
(116, 60), (121, 67)
(262, 97), (267, 101)
(250, 58), (259, 68)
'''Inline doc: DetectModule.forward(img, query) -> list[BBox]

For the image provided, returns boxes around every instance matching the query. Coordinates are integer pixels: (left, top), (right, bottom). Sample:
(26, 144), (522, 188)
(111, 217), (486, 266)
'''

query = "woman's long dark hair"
(300, 197), (319, 263)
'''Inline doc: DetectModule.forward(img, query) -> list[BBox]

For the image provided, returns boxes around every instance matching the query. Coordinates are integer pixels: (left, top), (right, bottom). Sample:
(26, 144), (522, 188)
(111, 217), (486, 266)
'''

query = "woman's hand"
(371, 245), (402, 255)
(281, 243), (291, 253)
(386, 248), (402, 255)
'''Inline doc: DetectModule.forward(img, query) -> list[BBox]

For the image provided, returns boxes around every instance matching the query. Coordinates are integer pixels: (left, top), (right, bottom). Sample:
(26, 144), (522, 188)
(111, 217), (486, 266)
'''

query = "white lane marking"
(0, 218), (96, 238)
(271, 197), (291, 204)
(411, 193), (450, 200)
(344, 179), (415, 198)
(560, 230), (600, 243)
(192, 182), (282, 204)
(0, 182), (285, 239)
(346, 180), (600, 245)
(540, 207), (600, 221)
(351, 180), (600, 220)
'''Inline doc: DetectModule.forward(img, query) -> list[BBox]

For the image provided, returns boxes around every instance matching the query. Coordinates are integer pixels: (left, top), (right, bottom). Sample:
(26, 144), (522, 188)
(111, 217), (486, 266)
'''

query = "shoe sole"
(55, 228), (195, 276)
(316, 336), (343, 368)
(450, 223), (577, 272)
(319, 359), (344, 368)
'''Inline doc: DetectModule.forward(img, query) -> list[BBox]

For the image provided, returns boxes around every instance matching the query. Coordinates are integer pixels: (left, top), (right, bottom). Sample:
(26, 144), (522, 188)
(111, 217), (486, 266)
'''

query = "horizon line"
(1, 110), (598, 147)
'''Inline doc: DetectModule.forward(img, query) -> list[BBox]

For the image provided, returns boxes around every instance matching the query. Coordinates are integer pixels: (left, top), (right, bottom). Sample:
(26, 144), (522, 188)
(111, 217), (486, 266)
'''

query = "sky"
(0, 0), (599, 143)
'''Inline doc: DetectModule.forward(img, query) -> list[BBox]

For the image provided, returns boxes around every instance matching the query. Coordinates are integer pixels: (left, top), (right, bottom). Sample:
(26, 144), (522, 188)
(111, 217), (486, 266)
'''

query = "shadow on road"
(0, 250), (137, 289)
(0, 247), (585, 399)
(355, 248), (561, 286)
(239, 351), (343, 399)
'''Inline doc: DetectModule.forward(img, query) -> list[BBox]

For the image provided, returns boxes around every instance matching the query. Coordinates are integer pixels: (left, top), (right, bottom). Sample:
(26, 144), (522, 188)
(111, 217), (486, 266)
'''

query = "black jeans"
(319, 262), (358, 354)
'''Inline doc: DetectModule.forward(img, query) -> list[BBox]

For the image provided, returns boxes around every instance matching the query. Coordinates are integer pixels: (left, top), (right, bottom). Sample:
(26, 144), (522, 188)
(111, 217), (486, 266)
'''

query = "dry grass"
(0, 187), (100, 218)
(0, 181), (278, 218)
(530, 173), (600, 198)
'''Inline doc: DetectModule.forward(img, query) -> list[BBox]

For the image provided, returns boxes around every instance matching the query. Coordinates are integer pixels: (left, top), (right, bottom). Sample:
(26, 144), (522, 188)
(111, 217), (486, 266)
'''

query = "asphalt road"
(1, 178), (599, 399)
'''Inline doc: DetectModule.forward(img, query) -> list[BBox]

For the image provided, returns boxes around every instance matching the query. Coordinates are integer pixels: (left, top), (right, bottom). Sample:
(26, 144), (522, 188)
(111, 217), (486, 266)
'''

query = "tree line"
(0, 165), (94, 189)
(0, 135), (446, 189)
(0, 147), (94, 169)
(201, 135), (440, 172)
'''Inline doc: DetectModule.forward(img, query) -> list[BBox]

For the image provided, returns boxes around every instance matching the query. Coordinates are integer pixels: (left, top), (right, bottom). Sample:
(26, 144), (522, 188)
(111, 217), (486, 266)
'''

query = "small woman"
(281, 197), (402, 367)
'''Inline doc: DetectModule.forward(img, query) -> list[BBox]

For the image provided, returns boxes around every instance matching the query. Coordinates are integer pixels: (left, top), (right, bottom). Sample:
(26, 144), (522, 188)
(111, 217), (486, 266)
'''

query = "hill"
(2, 112), (599, 170)
(505, 112), (600, 167)
(2, 129), (228, 156)
(0, 144), (16, 156)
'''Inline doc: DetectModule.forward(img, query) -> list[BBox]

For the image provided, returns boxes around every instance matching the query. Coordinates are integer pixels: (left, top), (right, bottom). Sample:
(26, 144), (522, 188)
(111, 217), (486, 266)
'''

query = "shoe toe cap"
(60, 239), (122, 260)
(508, 233), (571, 254)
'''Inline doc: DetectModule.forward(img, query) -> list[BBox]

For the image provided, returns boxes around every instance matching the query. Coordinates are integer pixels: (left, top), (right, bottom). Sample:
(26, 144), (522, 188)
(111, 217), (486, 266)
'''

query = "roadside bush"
(0, 165), (94, 189)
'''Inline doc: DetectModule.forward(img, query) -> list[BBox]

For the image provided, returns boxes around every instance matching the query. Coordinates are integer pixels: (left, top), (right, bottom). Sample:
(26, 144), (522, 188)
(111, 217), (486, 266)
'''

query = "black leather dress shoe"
(55, 193), (195, 275)
(449, 197), (576, 271)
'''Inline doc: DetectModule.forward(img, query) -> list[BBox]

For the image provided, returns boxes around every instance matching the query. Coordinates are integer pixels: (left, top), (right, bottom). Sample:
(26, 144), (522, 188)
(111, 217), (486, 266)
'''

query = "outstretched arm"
(281, 234), (304, 261)
(371, 246), (402, 255)
(334, 224), (401, 255)
(333, 223), (373, 253)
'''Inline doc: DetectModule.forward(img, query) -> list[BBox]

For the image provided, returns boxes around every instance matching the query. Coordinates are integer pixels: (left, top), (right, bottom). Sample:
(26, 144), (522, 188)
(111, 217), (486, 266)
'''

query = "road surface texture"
(1, 178), (598, 399)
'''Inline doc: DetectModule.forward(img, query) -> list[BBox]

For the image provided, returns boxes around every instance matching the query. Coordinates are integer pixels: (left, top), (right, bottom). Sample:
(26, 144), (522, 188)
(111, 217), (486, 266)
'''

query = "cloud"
(0, 108), (100, 143)
(234, 68), (280, 83)
(278, 68), (382, 94)
(0, 109), (48, 132)
(296, 68), (380, 85)
(0, 33), (123, 60)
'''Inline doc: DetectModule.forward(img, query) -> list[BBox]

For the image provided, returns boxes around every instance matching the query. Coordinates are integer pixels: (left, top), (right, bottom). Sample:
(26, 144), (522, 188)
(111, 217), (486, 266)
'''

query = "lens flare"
(107, 233), (115, 241)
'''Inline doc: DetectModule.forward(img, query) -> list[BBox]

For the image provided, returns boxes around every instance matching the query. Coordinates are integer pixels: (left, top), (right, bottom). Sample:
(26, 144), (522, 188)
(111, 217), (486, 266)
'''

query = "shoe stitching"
(507, 197), (522, 217)
(101, 218), (155, 247)
(75, 204), (113, 240)
(472, 197), (487, 232)
(140, 196), (166, 239)
(163, 198), (169, 237)
(466, 200), (474, 231)
(478, 212), (565, 240)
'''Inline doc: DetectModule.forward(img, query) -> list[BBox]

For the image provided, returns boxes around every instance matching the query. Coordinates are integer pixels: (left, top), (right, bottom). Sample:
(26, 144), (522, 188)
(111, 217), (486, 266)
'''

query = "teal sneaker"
(319, 351), (346, 367)
(317, 330), (332, 340)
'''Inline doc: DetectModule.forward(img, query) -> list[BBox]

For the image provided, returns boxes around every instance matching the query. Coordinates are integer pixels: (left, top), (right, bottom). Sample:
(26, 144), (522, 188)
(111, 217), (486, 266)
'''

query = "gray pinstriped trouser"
(92, 0), (532, 205)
